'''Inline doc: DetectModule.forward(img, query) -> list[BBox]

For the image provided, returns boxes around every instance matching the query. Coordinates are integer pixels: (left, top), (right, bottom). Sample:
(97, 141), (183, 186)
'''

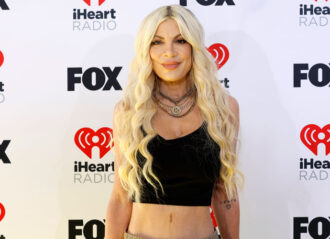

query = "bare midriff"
(127, 202), (215, 239)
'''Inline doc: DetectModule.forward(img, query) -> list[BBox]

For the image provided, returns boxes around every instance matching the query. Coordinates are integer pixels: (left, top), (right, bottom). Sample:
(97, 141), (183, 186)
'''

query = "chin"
(158, 73), (186, 81)
(160, 77), (183, 82)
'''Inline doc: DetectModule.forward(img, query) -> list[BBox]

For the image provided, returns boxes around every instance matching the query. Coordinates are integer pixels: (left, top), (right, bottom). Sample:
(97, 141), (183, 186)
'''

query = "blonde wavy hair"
(115, 5), (244, 203)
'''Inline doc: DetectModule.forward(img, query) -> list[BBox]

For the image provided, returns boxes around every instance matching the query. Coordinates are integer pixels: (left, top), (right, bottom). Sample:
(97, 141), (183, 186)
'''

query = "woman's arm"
(105, 101), (133, 239)
(211, 95), (240, 239)
(105, 192), (132, 239)
(211, 182), (240, 239)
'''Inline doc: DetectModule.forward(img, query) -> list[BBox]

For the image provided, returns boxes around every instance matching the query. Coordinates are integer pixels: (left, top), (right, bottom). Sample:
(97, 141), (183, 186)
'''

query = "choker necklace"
(159, 84), (194, 105)
(152, 76), (197, 117)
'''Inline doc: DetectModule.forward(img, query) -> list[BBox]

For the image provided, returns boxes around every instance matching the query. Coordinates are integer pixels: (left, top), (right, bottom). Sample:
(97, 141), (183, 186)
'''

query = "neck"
(157, 76), (192, 100)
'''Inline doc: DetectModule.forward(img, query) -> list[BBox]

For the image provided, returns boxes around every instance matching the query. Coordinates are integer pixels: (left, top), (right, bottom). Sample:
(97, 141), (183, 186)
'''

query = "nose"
(163, 42), (176, 58)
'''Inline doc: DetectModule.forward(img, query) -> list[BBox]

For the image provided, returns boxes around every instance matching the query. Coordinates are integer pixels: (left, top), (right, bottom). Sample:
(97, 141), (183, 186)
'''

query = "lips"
(162, 62), (180, 70)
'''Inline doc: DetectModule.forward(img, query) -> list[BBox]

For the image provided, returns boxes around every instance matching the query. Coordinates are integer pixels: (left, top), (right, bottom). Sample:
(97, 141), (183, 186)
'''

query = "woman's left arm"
(211, 182), (240, 239)
(211, 95), (240, 239)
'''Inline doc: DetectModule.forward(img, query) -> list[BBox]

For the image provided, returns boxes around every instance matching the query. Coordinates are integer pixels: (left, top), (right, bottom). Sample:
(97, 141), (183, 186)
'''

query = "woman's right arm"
(105, 101), (133, 239)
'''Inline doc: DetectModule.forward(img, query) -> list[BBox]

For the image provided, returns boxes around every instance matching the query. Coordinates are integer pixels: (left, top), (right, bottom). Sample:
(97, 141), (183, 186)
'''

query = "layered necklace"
(152, 77), (197, 118)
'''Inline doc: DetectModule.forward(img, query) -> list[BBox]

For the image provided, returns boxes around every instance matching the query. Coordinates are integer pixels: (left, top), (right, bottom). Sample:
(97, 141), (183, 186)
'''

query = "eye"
(151, 40), (162, 46)
(177, 39), (187, 44)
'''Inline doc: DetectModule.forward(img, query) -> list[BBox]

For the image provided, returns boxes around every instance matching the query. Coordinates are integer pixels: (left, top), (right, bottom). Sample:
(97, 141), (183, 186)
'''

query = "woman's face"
(149, 18), (192, 83)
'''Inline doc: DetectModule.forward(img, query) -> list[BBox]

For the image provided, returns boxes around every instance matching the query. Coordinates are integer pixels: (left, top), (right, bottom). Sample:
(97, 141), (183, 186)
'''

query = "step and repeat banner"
(0, 0), (329, 238)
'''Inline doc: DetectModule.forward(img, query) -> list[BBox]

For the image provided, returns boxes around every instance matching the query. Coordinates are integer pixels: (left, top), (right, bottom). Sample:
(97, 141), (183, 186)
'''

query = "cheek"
(149, 49), (161, 72)
(181, 45), (192, 61)
(149, 48), (161, 62)
(183, 47), (192, 68)
(149, 49), (155, 62)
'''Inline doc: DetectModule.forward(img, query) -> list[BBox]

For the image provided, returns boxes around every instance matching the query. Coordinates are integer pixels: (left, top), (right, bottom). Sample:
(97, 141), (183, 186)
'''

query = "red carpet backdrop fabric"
(0, 0), (329, 238)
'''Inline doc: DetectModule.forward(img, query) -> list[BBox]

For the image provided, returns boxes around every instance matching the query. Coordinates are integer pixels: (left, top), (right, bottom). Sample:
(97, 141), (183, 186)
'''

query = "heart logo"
(74, 127), (114, 159)
(207, 43), (229, 70)
(83, 0), (106, 6)
(0, 203), (5, 222)
(300, 124), (330, 156)
(0, 51), (4, 68)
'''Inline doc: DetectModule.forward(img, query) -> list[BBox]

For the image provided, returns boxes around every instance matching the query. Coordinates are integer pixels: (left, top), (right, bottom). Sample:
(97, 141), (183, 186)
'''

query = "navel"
(169, 213), (173, 223)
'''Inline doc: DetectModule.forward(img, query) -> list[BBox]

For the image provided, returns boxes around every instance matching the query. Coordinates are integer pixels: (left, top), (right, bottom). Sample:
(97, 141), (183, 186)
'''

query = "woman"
(106, 5), (244, 239)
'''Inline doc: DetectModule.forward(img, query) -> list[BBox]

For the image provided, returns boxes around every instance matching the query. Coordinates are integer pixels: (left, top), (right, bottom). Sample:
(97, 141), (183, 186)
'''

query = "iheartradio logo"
(83, 0), (106, 6)
(0, 51), (4, 68)
(207, 43), (229, 70)
(300, 124), (330, 156)
(0, 203), (5, 222)
(74, 127), (114, 159)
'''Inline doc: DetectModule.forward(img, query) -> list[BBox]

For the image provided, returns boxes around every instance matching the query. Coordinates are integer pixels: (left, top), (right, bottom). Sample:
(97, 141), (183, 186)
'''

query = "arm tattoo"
(220, 198), (236, 210)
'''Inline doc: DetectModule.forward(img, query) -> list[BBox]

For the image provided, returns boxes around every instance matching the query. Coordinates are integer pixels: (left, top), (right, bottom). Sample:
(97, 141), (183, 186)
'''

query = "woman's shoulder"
(114, 100), (123, 114)
(226, 95), (240, 137)
(114, 99), (130, 114)
(226, 95), (239, 131)
(227, 95), (239, 116)
(113, 100), (127, 132)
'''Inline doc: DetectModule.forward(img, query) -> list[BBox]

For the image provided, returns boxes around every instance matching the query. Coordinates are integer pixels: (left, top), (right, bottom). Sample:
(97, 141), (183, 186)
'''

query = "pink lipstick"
(162, 62), (180, 70)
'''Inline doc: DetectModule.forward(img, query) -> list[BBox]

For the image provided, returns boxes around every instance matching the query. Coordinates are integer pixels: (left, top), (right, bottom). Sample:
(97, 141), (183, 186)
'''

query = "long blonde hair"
(115, 5), (244, 203)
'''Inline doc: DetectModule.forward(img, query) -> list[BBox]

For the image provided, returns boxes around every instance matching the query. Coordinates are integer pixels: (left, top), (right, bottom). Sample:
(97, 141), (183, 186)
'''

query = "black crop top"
(131, 121), (221, 206)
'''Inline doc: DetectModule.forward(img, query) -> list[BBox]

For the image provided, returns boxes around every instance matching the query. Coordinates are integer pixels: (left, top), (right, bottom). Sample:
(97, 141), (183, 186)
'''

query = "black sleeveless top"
(131, 121), (221, 206)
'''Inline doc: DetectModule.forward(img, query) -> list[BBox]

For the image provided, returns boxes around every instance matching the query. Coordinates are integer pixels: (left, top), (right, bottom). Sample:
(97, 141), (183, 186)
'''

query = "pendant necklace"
(152, 77), (197, 118)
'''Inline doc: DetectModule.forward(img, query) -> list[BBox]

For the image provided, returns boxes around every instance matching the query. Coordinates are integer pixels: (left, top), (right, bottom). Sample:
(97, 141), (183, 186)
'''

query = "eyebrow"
(153, 34), (183, 39)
